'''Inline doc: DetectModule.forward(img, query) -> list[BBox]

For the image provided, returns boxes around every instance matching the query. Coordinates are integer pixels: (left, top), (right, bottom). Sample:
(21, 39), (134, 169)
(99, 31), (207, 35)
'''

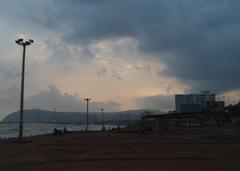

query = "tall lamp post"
(15, 38), (34, 141)
(84, 98), (91, 132)
(101, 108), (104, 130)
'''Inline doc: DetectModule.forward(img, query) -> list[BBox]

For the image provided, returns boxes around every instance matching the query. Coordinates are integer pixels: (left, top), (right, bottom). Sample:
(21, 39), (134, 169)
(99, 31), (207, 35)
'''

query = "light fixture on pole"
(15, 38), (34, 141)
(84, 98), (91, 132)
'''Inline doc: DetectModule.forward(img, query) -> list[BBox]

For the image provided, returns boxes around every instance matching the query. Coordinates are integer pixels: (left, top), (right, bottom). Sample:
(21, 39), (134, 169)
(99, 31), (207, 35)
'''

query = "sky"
(0, 0), (240, 118)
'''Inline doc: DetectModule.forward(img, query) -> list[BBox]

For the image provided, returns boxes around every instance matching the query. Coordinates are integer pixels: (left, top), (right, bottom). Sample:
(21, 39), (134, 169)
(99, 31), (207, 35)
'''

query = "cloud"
(1, 0), (239, 117)
(137, 95), (175, 112)
(25, 84), (122, 112)
(0, 63), (20, 79)
(17, 0), (240, 92)
(0, 84), (20, 119)
(96, 67), (107, 77)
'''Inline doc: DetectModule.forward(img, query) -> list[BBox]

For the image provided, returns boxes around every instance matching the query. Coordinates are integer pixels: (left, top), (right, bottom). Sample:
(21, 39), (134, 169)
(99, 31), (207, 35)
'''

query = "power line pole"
(101, 108), (104, 130)
(84, 98), (91, 132)
(15, 38), (34, 141)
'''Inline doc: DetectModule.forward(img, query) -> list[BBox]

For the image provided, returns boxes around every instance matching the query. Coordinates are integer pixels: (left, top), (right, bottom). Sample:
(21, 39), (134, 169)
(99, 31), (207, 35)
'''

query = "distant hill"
(1, 109), (163, 124)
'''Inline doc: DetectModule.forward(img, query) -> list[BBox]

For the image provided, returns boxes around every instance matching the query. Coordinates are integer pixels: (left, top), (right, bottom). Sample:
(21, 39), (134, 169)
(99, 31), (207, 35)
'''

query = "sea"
(0, 123), (119, 139)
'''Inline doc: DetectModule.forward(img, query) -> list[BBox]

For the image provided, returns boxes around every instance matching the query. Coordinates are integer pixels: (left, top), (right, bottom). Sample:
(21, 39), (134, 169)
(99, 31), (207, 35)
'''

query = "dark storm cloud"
(16, 0), (240, 92)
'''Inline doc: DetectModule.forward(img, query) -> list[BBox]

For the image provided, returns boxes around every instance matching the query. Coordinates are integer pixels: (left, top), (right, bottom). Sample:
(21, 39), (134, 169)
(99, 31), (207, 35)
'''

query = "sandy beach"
(1, 129), (240, 171)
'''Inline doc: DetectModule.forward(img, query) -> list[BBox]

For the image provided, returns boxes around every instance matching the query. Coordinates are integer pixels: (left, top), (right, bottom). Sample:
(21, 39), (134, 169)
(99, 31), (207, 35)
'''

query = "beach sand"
(1, 129), (240, 171)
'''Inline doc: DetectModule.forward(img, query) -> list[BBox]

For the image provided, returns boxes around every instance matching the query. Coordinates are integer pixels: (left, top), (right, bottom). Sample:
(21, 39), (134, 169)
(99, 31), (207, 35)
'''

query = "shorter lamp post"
(84, 98), (91, 132)
(101, 108), (104, 130)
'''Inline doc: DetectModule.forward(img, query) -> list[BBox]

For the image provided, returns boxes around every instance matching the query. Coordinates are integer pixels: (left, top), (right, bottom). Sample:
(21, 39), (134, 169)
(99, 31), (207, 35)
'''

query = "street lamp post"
(101, 108), (104, 130)
(15, 38), (34, 141)
(84, 98), (91, 132)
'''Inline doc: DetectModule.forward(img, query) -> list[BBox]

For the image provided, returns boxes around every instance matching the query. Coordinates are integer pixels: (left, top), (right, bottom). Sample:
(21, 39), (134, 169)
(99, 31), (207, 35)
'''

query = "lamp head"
(15, 38), (24, 45)
(24, 41), (31, 46)
(84, 98), (91, 101)
(15, 38), (34, 46)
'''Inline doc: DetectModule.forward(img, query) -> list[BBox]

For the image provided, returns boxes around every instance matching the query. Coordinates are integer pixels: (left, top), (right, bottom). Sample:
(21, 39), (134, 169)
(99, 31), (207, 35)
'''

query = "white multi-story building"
(175, 91), (216, 113)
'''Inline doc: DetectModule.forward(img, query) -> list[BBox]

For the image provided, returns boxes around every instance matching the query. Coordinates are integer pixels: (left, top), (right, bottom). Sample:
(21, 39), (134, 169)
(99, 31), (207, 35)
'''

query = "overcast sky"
(0, 0), (240, 118)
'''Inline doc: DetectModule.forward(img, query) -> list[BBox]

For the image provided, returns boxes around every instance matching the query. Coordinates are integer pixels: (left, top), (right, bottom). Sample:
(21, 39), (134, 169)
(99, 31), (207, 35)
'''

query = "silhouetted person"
(53, 128), (63, 135)
(53, 128), (58, 135)
(63, 127), (68, 133)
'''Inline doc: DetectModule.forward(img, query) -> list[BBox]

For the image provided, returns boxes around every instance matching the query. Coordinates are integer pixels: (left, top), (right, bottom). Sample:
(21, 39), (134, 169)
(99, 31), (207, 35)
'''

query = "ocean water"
(0, 123), (118, 139)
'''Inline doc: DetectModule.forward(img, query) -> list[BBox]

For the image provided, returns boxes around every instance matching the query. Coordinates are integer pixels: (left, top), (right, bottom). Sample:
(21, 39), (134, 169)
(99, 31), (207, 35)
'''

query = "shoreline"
(1, 127), (238, 141)
(0, 123), (122, 139)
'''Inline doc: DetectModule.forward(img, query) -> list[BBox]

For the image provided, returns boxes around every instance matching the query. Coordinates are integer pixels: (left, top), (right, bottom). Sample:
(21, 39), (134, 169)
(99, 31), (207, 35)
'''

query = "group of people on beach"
(53, 127), (68, 135)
